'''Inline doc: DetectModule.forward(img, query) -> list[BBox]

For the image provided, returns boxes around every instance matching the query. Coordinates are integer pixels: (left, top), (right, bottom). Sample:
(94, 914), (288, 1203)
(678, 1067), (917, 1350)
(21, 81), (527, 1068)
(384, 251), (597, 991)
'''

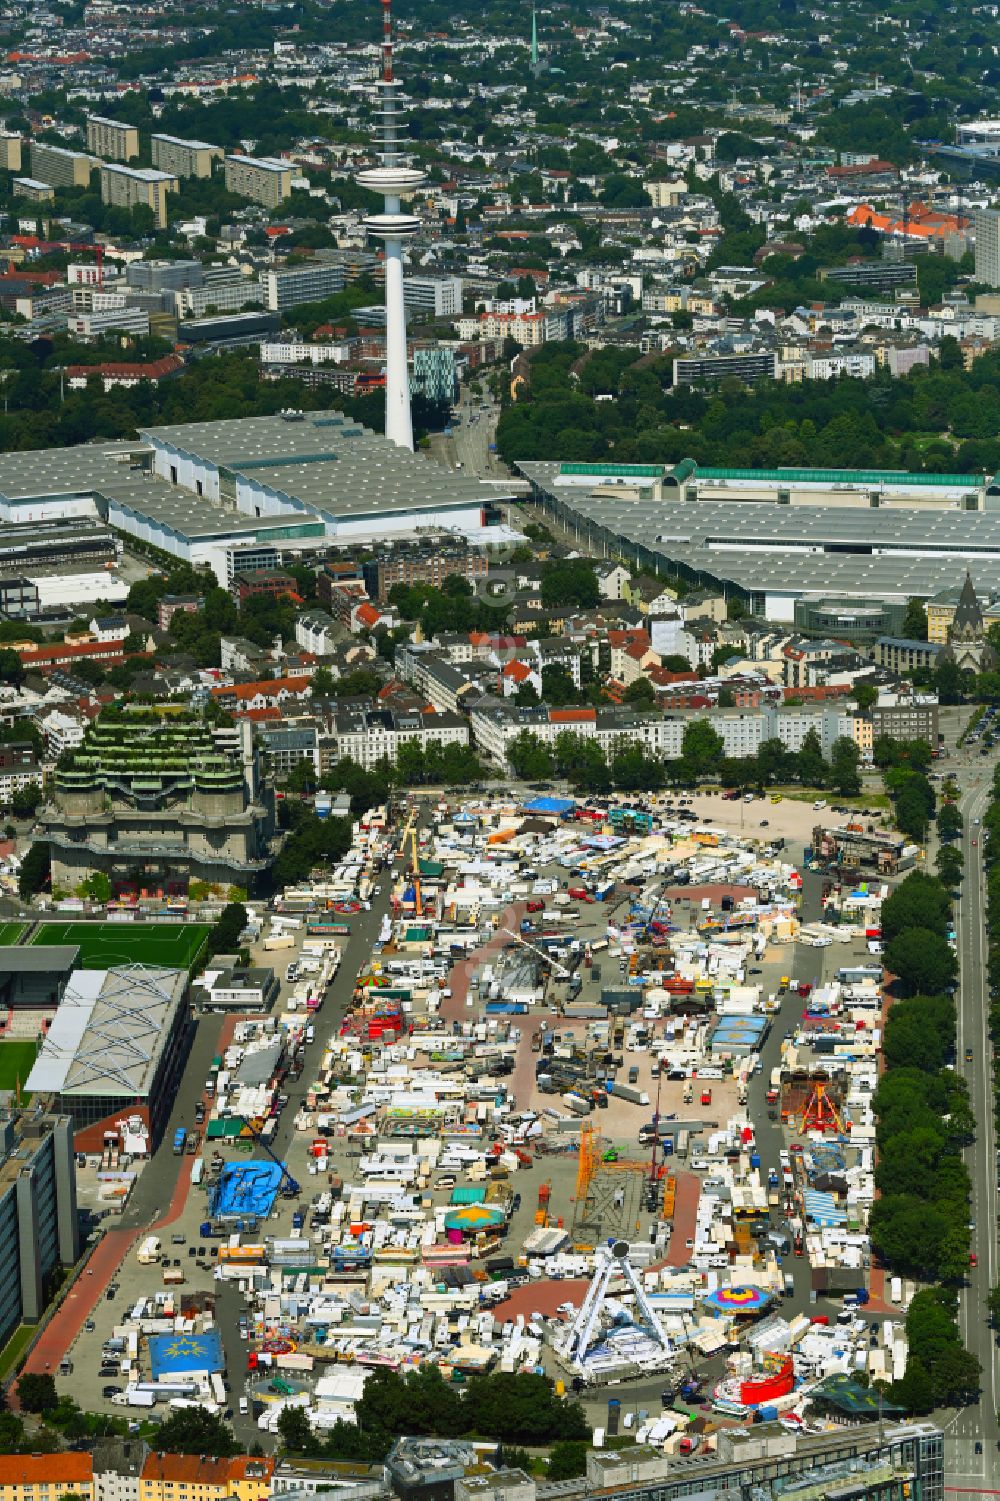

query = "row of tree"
(277, 1366), (587, 1462)
(869, 866), (980, 1411)
(506, 722), (861, 796)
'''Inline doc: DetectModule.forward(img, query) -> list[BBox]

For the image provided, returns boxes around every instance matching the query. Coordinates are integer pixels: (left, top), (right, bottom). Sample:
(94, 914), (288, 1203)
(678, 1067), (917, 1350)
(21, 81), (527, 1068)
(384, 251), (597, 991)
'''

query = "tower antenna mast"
(357, 0), (426, 451)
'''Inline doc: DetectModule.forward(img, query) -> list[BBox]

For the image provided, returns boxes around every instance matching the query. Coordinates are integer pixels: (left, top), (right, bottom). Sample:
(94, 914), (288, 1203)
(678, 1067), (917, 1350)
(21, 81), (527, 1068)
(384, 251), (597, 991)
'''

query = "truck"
(676, 1130), (689, 1159)
(185, 1132), (199, 1155)
(562, 1092), (591, 1116)
(137, 1236), (161, 1265)
(609, 1080), (650, 1106)
(172, 1128), (187, 1156)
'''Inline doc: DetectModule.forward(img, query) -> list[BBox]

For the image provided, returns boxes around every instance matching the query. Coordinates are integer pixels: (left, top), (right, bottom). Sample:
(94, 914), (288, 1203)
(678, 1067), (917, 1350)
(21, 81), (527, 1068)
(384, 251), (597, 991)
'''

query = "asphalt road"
(427, 390), (502, 480)
(945, 747), (999, 1488)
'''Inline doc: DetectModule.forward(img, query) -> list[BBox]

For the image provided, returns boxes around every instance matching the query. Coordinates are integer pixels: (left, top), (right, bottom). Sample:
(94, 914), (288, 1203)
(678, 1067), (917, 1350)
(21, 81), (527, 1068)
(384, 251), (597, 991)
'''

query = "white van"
(239, 1396), (249, 1416)
(813, 799), (827, 811)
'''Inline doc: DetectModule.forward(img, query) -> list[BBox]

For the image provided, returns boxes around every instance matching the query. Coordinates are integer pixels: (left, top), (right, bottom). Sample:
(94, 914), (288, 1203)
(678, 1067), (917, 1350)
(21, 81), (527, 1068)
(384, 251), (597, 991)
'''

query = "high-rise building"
(0, 135), (21, 171)
(100, 164), (177, 230)
(224, 154), (293, 207)
(356, 0), (426, 450)
(412, 345), (457, 405)
(86, 115), (139, 161)
(29, 141), (96, 189)
(975, 206), (1000, 286)
(151, 133), (224, 179)
(0, 1109), (80, 1348)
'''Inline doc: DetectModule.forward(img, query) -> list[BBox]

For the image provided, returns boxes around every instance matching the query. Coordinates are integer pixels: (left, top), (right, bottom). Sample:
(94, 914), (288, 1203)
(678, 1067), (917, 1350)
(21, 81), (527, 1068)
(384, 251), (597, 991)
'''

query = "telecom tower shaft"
(357, 0), (426, 451)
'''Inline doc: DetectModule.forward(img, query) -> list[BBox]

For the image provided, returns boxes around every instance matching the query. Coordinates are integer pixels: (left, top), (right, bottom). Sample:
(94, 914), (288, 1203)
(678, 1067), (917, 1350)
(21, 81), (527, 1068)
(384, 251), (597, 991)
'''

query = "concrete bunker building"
(39, 708), (274, 898)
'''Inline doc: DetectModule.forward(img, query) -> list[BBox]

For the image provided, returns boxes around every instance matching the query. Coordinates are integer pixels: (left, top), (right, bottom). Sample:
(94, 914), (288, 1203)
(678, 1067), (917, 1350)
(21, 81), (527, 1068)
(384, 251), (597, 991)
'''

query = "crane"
(502, 926), (571, 979)
(399, 804), (422, 914)
(237, 1113), (301, 1199)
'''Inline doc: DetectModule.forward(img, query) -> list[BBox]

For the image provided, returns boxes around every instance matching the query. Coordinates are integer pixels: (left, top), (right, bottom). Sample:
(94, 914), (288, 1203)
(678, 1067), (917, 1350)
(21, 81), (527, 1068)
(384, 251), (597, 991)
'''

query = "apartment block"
(151, 132), (224, 179)
(261, 262), (347, 311)
(224, 153), (293, 207)
(100, 164), (177, 230)
(0, 1111), (80, 1348)
(13, 177), (53, 202)
(139, 1454), (273, 1501)
(0, 1455), (94, 1501)
(87, 115), (139, 161)
(29, 140), (96, 188)
(672, 351), (778, 387)
(0, 135), (21, 171)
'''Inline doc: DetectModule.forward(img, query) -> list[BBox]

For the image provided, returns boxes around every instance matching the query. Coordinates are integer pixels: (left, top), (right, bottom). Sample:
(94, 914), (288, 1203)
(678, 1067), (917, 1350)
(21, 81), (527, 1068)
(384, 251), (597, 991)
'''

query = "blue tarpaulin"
(210, 1160), (283, 1219)
(524, 796), (576, 816)
(149, 1330), (224, 1377)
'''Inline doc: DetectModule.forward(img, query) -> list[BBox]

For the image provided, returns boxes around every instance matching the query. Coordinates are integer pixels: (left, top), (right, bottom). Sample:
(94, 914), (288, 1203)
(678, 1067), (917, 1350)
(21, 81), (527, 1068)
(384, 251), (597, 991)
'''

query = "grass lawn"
(0, 922), (24, 945)
(0, 1324), (35, 1381)
(32, 921), (210, 970)
(0, 1040), (36, 1094)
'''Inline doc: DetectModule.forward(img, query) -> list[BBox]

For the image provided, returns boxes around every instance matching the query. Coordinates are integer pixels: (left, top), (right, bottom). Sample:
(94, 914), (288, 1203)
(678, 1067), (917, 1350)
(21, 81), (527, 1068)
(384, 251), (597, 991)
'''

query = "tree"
(507, 731), (555, 781)
(936, 845), (964, 888)
(540, 559), (599, 609)
(678, 719), (724, 783)
(277, 1402), (319, 1455)
(880, 871), (951, 944)
(829, 736), (862, 796)
(623, 677), (657, 706)
(156, 1405), (241, 1456)
(902, 598), (928, 641)
(885, 927), (957, 996)
(541, 664), (582, 706)
(938, 802), (963, 840)
(17, 1373), (58, 1413)
(208, 901), (249, 957)
(987, 1284), (1000, 1328)
(0, 648), (24, 688)
(547, 1441), (588, 1480)
(18, 841), (49, 900)
(312, 666), (334, 696)
(854, 682), (878, 711)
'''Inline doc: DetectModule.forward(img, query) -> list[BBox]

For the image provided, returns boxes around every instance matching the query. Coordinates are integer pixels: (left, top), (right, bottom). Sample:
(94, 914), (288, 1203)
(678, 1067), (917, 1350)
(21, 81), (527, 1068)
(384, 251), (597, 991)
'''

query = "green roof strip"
(559, 462), (663, 478)
(694, 466), (986, 486)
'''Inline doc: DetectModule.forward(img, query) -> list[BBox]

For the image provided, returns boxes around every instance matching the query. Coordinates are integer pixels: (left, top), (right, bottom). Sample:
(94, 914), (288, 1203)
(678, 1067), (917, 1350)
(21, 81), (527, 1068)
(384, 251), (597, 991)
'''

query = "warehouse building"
(0, 414), (515, 583)
(522, 459), (1000, 621)
(0, 1109), (79, 1347)
(26, 965), (190, 1148)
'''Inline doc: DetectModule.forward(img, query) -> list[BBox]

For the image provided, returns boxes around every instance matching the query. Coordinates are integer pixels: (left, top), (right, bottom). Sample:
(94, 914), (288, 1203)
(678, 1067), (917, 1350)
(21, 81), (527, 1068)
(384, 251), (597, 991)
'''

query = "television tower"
(357, 0), (425, 451)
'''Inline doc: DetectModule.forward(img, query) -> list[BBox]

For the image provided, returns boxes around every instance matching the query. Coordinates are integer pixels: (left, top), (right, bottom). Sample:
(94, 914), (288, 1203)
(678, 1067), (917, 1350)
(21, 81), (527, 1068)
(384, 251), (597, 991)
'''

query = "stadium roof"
(26, 963), (187, 1098)
(523, 460), (1000, 601)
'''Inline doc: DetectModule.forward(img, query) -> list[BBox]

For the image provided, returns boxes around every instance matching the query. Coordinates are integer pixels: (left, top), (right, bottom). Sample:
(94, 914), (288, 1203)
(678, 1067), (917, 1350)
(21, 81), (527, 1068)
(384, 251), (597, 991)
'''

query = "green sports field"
(32, 921), (210, 970)
(0, 1040), (37, 1094)
(0, 922), (24, 946)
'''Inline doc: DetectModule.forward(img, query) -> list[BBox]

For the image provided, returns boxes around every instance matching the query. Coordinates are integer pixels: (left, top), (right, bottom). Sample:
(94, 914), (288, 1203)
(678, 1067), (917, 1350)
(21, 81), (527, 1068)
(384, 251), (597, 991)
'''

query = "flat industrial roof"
(523, 461), (1000, 601)
(26, 963), (187, 1098)
(141, 413), (515, 520)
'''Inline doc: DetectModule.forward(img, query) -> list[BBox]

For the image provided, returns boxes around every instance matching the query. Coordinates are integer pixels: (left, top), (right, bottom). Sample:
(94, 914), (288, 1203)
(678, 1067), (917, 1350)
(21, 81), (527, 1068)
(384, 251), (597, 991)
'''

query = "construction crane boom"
(237, 1114), (301, 1199)
(502, 926), (571, 978)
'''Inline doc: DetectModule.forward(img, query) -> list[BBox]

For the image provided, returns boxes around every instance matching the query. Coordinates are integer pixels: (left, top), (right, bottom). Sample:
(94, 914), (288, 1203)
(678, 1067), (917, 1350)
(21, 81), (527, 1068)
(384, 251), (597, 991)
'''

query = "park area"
(31, 921), (210, 970)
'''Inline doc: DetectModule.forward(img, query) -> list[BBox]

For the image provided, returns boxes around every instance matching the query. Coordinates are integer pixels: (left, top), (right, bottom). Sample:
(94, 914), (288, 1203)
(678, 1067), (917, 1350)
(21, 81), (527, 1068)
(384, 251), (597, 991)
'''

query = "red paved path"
(664, 1171), (700, 1267)
(16, 1015), (245, 1395)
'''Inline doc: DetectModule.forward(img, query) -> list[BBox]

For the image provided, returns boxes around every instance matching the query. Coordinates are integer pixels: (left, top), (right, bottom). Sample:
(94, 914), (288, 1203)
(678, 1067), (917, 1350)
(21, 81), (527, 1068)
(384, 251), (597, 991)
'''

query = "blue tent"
(149, 1330), (224, 1377)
